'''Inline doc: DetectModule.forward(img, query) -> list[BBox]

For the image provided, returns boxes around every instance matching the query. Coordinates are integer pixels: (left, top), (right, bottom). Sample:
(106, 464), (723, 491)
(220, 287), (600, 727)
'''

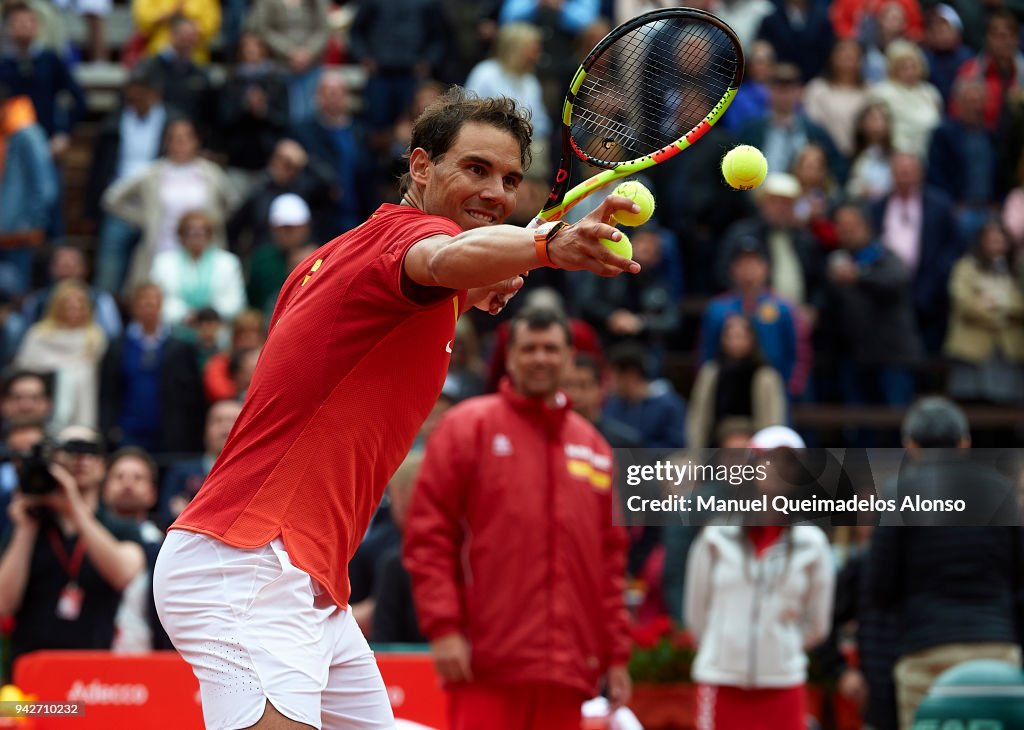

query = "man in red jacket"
(404, 306), (632, 730)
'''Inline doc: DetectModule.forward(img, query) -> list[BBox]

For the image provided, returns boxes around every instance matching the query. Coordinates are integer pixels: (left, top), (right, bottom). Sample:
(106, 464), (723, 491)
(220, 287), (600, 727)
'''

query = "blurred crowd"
(0, 0), (1023, 728)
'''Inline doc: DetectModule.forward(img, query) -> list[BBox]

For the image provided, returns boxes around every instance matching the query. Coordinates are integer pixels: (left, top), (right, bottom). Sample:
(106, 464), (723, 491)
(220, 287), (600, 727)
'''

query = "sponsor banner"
(614, 448), (1024, 527)
(14, 649), (445, 729)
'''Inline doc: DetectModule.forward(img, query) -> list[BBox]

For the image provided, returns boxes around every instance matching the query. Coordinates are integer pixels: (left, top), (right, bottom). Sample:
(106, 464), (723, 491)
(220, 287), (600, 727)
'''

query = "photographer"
(0, 426), (145, 663)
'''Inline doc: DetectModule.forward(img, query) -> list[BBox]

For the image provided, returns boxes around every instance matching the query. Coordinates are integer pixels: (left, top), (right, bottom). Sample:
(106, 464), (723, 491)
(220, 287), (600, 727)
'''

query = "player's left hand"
(606, 664), (632, 710)
(468, 275), (524, 315)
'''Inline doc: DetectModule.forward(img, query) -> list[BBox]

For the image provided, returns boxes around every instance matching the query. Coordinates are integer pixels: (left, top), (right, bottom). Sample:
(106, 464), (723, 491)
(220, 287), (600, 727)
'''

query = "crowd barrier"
(11, 647), (446, 729)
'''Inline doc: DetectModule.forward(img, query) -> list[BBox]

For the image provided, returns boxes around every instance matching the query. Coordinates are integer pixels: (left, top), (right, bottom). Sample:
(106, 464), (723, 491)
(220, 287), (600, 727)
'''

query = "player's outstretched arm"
(404, 195), (642, 292)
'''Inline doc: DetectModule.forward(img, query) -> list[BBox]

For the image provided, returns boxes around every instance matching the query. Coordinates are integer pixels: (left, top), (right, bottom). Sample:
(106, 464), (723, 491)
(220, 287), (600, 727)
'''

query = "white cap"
(269, 194), (311, 227)
(758, 172), (802, 199)
(750, 425), (806, 450)
(934, 4), (962, 33)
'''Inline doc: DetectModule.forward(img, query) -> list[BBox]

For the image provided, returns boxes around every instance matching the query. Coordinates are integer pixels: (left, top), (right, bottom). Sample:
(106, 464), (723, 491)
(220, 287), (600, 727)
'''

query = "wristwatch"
(533, 220), (570, 268)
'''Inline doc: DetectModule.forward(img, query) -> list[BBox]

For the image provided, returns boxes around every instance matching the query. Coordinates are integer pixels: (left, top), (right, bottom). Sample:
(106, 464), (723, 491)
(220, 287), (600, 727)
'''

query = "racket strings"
(570, 18), (738, 166)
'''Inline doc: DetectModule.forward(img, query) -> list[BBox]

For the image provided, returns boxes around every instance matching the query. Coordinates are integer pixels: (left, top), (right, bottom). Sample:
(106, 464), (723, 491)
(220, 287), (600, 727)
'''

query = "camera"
(1, 441), (60, 496)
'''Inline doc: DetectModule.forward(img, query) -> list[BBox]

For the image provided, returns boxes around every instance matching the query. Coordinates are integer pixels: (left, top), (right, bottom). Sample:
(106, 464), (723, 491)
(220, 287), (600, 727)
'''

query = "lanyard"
(47, 528), (87, 582)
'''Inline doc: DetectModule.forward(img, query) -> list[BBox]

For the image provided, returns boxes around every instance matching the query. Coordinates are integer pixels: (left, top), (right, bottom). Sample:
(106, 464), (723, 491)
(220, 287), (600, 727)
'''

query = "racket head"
(540, 8), (744, 221)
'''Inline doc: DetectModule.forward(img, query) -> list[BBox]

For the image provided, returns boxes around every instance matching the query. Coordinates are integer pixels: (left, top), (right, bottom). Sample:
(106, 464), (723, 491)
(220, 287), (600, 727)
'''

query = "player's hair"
(107, 446), (159, 486)
(507, 306), (572, 348)
(901, 396), (969, 448)
(399, 86), (533, 196)
(3, 2), (33, 22)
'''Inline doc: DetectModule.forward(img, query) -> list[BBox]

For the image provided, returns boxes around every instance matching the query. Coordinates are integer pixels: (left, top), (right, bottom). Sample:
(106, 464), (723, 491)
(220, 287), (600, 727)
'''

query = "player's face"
(507, 323), (572, 400)
(421, 122), (524, 230)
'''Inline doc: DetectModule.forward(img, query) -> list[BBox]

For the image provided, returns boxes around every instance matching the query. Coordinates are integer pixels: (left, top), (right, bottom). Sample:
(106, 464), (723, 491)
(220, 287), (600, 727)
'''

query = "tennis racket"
(538, 7), (744, 222)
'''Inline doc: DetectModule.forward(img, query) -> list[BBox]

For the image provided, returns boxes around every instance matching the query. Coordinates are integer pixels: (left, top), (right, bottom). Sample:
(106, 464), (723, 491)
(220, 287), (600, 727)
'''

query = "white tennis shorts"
(153, 530), (396, 730)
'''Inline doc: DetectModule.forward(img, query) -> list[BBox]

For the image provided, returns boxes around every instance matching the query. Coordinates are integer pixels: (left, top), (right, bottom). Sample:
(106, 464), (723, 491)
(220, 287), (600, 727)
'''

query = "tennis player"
(153, 88), (641, 730)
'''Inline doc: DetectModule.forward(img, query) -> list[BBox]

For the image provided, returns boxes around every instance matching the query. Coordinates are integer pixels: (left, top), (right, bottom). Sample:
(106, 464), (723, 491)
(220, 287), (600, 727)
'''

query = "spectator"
(0, 83), (57, 295)
(873, 152), (963, 354)
(867, 397), (1024, 730)
(465, 23), (551, 166)
(953, 9), (1024, 132)
(576, 223), (682, 356)
(227, 137), (326, 255)
(217, 31), (290, 175)
(349, 0), (448, 130)
(687, 314), (787, 449)
(755, 0), (835, 82)
(0, 426), (145, 664)
(845, 101), (894, 202)
(0, 369), (51, 430)
(290, 70), (371, 240)
(922, 3), (971, 103)
(151, 209), (247, 326)
(102, 118), (239, 295)
(132, 0), (220, 64)
(868, 39), (943, 157)
(86, 64), (175, 295)
(202, 308), (265, 403)
(831, 524), (901, 730)
(246, 193), (314, 314)
(859, 1), (917, 84)
(227, 346), (260, 400)
(160, 399), (242, 524)
(50, 0), (108, 61)
(722, 39), (775, 133)
(1004, 157), (1024, 248)
(701, 235), (806, 398)
(21, 244), (122, 342)
(443, 317), (486, 403)
(103, 447), (164, 653)
(99, 282), (205, 455)
(246, 0), (330, 125)
(604, 342), (686, 450)
(791, 143), (840, 250)
(803, 38), (869, 157)
(927, 77), (1001, 241)
(133, 17), (215, 138)
(944, 220), (1024, 405)
(485, 287), (603, 392)
(188, 306), (221, 371)
(830, 0), (925, 46)
(717, 172), (824, 326)
(825, 202), (920, 409)
(404, 307), (631, 729)
(562, 352), (643, 449)
(684, 441), (834, 730)
(371, 451), (425, 643)
(14, 280), (107, 431)
(0, 2), (85, 158)
(0, 421), (45, 537)
(713, 0), (775, 53)
(736, 62), (844, 185)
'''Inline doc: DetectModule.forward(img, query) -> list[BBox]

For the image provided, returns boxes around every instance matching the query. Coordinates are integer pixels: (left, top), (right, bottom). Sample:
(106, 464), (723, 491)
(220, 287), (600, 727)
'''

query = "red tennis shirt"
(172, 204), (465, 608)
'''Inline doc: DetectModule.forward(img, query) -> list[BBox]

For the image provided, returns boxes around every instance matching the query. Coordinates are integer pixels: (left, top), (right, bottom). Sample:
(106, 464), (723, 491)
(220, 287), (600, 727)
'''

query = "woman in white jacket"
(684, 430), (834, 730)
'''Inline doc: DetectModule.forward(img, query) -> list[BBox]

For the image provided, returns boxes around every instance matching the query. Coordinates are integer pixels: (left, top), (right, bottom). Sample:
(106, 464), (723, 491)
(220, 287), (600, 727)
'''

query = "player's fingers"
(594, 193), (641, 224)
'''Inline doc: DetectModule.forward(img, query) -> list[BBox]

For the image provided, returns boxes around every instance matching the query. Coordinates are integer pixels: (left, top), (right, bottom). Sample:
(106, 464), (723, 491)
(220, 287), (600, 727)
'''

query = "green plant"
(627, 615), (696, 684)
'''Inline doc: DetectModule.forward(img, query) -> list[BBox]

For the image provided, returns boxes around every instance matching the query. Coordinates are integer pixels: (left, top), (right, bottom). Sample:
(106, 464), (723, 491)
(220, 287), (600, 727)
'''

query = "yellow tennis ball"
(722, 145), (768, 190)
(600, 231), (632, 259)
(611, 181), (655, 227)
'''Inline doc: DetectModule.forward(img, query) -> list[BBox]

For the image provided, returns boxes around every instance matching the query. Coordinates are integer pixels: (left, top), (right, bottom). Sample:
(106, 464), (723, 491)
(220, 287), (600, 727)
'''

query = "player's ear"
(408, 148), (432, 187)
